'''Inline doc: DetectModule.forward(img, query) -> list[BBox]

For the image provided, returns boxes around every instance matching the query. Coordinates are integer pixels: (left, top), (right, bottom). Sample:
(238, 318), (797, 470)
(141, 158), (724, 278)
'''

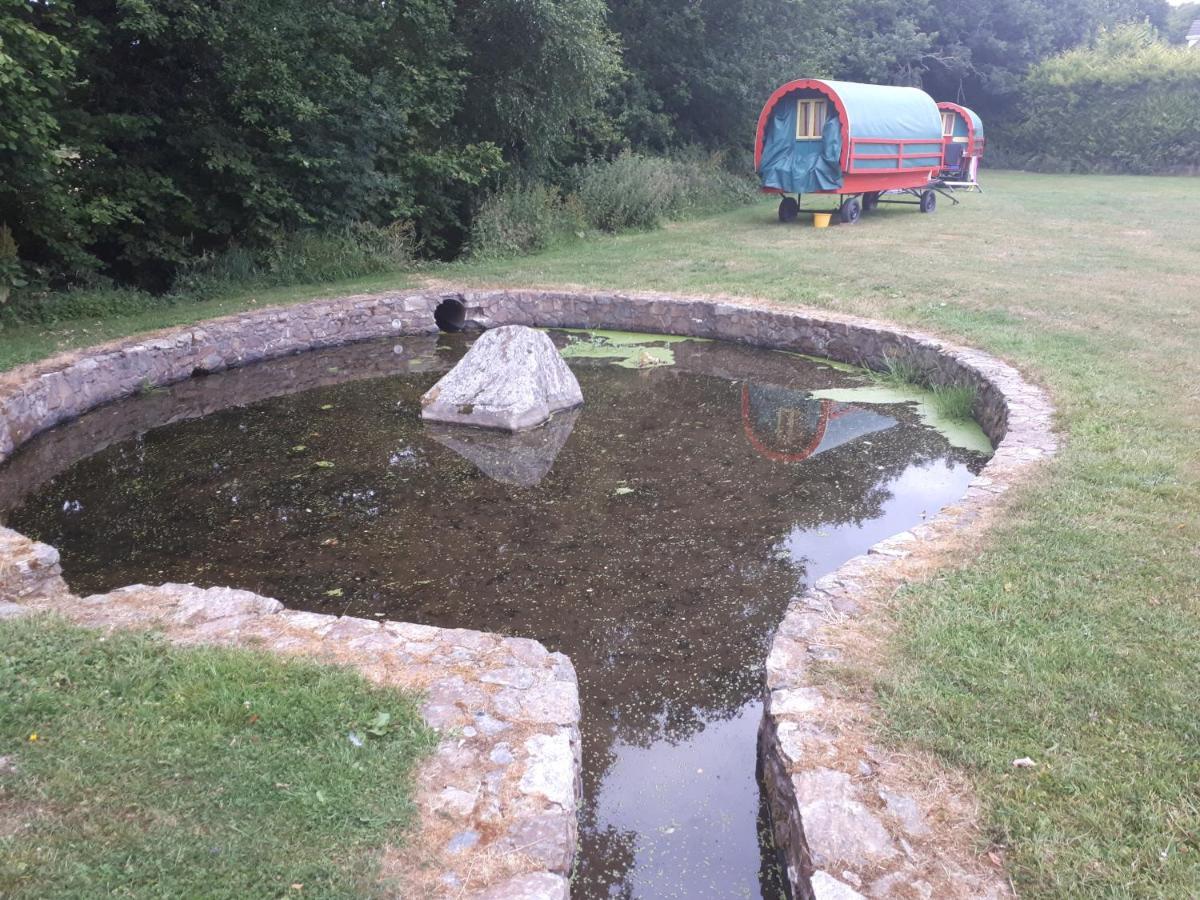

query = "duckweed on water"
(556, 328), (705, 369)
(809, 385), (992, 454)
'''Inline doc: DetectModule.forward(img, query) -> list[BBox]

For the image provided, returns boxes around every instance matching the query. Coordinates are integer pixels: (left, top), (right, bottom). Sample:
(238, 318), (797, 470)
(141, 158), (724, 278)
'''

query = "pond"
(0, 330), (990, 899)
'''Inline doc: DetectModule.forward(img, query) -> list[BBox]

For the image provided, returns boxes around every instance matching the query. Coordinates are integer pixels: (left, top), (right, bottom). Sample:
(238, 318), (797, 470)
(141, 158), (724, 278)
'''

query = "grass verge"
(0, 616), (436, 899)
(0, 170), (1198, 896)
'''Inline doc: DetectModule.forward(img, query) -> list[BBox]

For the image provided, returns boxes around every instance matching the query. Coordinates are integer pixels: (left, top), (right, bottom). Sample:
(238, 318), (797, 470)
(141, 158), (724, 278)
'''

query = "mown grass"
(0, 616), (436, 899)
(1, 170), (1198, 896)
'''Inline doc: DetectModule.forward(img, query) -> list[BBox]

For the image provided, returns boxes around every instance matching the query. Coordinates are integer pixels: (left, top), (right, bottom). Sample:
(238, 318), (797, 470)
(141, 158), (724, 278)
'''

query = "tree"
(1166, 1), (1200, 43)
(0, 1), (94, 281)
(917, 0), (1170, 117)
(606, 0), (840, 152)
(3, 0), (504, 286)
(451, 0), (621, 170)
(1007, 23), (1200, 172)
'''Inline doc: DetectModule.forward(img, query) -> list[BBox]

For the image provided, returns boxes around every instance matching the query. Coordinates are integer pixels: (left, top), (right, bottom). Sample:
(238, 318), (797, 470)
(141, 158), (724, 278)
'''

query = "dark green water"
(1, 332), (988, 899)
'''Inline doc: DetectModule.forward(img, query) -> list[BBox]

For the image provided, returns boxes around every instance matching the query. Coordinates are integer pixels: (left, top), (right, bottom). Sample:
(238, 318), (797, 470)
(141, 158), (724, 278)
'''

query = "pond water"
(1, 331), (990, 899)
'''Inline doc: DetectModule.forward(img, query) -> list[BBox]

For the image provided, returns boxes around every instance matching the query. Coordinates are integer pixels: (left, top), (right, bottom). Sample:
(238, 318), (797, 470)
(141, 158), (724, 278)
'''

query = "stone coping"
(0, 289), (1057, 899)
(0, 532), (580, 900)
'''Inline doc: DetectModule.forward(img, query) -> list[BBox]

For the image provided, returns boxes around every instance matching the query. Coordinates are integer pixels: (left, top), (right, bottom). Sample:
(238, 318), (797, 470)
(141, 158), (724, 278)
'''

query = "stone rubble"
(0, 287), (1057, 899)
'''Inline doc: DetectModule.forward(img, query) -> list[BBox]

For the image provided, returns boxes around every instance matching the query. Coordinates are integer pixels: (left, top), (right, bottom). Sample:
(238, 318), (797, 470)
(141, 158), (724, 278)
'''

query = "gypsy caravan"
(754, 79), (979, 224)
(937, 101), (985, 189)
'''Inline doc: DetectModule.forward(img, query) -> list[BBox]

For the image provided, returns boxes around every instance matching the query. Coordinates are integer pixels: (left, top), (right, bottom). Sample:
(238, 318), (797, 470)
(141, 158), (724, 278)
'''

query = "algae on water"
(555, 329), (705, 369)
(772, 349), (867, 375)
(808, 385), (993, 454)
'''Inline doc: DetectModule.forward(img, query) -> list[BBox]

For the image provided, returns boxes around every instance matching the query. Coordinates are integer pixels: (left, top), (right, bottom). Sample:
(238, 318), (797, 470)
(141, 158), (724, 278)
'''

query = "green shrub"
(574, 151), (756, 233)
(260, 222), (416, 285)
(468, 152), (755, 253)
(174, 222), (415, 298)
(468, 182), (585, 258)
(1006, 25), (1200, 174)
(0, 286), (169, 326)
(1, 223), (415, 326)
(0, 224), (24, 305)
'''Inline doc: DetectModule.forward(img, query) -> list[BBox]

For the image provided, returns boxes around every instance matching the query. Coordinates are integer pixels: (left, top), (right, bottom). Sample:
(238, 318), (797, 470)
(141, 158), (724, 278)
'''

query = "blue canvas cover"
(758, 80), (944, 189)
(963, 106), (984, 139)
(821, 80), (942, 143)
(758, 101), (843, 194)
(948, 105), (984, 140)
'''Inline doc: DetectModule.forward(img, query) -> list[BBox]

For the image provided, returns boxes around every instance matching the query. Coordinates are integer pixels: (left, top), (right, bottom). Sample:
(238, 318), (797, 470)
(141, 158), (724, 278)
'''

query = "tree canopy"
(0, 0), (1177, 290)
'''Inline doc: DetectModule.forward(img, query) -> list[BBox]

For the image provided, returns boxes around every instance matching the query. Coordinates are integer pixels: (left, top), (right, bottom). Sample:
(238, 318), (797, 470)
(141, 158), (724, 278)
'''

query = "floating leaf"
(314, 460), (335, 469)
(319, 404), (334, 411)
(291, 445), (307, 453)
(324, 587), (343, 597)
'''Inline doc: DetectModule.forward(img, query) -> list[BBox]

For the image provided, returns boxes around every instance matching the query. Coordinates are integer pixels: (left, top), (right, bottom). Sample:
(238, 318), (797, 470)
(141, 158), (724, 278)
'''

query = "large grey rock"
(427, 408), (579, 487)
(420, 326), (582, 431)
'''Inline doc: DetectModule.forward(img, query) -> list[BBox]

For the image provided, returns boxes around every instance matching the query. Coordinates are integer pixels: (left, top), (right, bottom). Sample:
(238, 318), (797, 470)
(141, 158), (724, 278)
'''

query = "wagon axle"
(777, 184), (957, 225)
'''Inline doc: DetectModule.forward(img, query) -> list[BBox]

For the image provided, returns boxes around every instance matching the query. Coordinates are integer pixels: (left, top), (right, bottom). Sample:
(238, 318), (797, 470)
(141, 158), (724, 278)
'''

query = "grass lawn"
(1, 169), (1198, 896)
(0, 617), (435, 899)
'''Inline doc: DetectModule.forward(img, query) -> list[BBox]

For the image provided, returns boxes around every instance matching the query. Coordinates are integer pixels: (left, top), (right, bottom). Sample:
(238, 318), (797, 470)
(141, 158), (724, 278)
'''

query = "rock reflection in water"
(426, 408), (580, 487)
(2, 333), (989, 899)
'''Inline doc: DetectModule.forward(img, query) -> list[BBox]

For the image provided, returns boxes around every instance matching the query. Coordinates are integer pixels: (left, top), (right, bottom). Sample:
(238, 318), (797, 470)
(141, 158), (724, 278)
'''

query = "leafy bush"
(0, 287), (170, 326)
(174, 223), (416, 297)
(0, 224), (24, 304)
(468, 183), (585, 258)
(574, 151), (756, 232)
(468, 152), (755, 254)
(1005, 25), (1200, 173)
(2, 223), (415, 326)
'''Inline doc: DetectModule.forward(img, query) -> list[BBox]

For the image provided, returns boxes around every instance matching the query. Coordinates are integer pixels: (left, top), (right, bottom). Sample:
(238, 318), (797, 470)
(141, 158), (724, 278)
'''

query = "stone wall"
(0, 289), (1057, 899)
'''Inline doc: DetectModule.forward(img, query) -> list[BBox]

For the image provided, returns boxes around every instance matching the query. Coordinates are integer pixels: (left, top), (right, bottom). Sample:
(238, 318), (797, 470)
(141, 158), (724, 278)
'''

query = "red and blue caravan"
(937, 101), (985, 189)
(755, 79), (971, 224)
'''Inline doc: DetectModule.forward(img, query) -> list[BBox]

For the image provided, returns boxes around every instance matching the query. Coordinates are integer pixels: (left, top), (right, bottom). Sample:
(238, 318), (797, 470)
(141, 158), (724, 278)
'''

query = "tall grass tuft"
(930, 385), (977, 421)
(871, 355), (977, 421)
(870, 354), (928, 389)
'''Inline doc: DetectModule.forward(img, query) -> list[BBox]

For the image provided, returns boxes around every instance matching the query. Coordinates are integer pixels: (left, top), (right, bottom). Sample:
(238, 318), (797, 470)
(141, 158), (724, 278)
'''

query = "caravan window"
(941, 111), (956, 137)
(796, 99), (827, 140)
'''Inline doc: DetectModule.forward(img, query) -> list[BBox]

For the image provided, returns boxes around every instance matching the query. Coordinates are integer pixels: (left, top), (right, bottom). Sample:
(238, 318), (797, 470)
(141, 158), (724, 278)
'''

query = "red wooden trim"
(846, 136), (942, 174)
(936, 101), (978, 157)
(850, 137), (942, 144)
(754, 79), (853, 173)
(836, 172), (939, 193)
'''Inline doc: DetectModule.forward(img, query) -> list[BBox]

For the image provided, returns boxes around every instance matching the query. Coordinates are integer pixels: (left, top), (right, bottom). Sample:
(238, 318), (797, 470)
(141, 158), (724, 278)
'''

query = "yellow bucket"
(812, 211), (832, 229)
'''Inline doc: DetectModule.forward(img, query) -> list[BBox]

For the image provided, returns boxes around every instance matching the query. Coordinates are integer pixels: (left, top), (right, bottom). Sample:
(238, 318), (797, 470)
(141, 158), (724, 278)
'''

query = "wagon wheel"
(863, 192), (880, 212)
(838, 197), (861, 225)
(919, 190), (937, 214)
(778, 196), (800, 223)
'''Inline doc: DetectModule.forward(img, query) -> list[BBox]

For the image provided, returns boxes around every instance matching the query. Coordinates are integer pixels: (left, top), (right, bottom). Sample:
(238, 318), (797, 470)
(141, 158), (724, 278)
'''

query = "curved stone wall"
(0, 289), (1056, 899)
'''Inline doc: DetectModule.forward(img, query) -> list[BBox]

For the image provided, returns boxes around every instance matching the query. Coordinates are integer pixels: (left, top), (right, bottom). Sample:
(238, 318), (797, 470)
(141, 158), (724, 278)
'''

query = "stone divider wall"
(0, 289), (1057, 899)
